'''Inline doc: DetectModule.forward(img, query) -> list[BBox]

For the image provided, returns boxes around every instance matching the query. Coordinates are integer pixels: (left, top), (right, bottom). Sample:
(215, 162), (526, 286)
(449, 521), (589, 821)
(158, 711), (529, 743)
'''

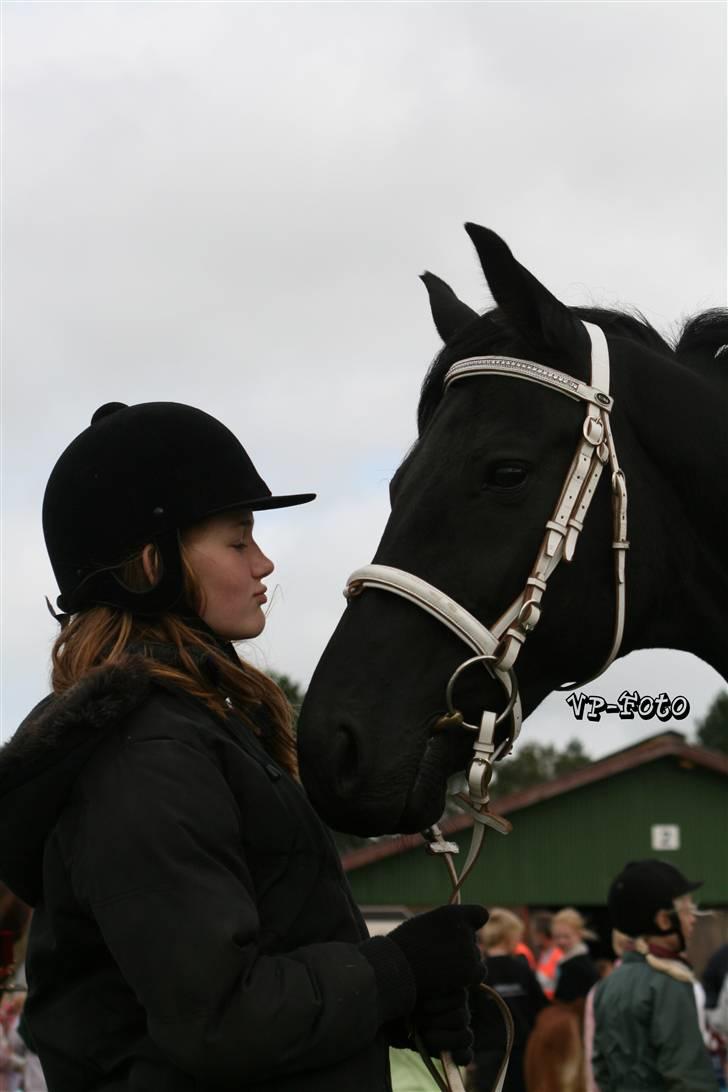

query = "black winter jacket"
(553, 946), (599, 1003)
(0, 656), (415, 1092)
(470, 955), (548, 1092)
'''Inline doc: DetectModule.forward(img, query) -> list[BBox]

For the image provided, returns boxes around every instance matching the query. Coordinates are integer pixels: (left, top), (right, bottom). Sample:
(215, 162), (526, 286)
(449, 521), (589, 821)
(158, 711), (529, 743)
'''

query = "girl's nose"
(253, 541), (275, 578)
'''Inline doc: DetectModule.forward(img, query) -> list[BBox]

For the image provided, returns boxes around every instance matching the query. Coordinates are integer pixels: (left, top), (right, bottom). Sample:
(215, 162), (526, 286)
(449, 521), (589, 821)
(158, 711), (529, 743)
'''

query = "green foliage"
(269, 672), (306, 727)
(695, 691), (728, 755)
(491, 737), (591, 798)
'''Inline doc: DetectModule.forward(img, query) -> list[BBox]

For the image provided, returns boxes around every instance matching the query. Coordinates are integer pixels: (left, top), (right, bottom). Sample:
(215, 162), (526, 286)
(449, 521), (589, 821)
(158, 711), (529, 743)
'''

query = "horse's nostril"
(334, 724), (361, 797)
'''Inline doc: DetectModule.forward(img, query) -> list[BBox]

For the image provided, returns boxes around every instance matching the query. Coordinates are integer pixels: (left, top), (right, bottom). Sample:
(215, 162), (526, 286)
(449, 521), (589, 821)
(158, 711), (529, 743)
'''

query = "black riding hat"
(607, 859), (702, 938)
(43, 401), (315, 614)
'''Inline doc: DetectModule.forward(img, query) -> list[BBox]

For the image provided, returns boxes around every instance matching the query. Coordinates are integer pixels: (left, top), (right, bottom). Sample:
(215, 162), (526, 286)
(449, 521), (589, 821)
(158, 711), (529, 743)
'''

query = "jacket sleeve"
(649, 976), (717, 1091)
(70, 729), (410, 1085)
(590, 983), (613, 1092)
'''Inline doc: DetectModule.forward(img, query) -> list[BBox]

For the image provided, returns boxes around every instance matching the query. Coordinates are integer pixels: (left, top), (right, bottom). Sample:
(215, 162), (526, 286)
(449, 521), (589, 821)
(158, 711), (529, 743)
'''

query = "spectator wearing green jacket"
(592, 860), (716, 1092)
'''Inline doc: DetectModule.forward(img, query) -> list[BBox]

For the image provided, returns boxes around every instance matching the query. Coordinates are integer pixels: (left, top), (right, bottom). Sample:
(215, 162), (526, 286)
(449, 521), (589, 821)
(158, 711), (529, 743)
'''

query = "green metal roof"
(342, 733), (728, 908)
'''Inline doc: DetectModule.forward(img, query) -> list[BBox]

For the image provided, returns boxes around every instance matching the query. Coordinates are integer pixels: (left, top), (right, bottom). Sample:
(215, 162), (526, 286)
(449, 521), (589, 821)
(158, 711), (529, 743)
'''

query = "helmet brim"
(246, 492), (317, 511)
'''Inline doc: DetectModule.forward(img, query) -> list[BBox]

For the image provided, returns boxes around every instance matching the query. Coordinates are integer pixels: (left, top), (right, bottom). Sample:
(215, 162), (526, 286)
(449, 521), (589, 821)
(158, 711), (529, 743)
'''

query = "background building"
(342, 732), (728, 971)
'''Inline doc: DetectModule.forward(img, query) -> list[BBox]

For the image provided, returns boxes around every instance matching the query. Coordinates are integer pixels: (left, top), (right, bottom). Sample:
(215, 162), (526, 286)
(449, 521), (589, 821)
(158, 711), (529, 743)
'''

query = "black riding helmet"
(607, 859), (702, 940)
(43, 401), (315, 615)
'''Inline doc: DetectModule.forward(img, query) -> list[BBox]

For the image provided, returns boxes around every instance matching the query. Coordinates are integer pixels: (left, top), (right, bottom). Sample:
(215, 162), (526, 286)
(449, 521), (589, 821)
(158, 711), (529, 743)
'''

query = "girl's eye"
(232, 542), (247, 551)
(483, 463), (529, 490)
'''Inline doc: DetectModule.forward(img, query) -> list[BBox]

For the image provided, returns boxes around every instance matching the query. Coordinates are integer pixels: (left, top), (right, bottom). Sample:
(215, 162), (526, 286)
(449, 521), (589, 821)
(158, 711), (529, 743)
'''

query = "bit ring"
(445, 654), (519, 728)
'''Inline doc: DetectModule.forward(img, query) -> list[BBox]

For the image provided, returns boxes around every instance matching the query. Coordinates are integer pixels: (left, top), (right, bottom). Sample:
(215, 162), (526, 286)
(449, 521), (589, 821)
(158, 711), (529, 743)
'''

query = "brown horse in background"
(524, 1000), (586, 1092)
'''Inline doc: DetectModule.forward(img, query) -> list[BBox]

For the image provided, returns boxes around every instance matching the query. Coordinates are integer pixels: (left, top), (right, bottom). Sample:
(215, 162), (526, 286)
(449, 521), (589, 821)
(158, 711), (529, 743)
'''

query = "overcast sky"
(2, 1), (726, 759)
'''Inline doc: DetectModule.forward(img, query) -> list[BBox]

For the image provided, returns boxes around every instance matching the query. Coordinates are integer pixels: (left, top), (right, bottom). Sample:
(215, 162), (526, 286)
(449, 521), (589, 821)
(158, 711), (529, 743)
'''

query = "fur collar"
(0, 658), (153, 793)
(559, 942), (590, 963)
(0, 657), (156, 906)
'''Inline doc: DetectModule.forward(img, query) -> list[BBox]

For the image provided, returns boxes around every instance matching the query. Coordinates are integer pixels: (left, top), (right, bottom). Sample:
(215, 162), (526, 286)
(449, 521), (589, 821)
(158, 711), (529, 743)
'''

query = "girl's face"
(182, 509), (274, 640)
(552, 923), (580, 953)
(675, 898), (698, 944)
(654, 895), (699, 950)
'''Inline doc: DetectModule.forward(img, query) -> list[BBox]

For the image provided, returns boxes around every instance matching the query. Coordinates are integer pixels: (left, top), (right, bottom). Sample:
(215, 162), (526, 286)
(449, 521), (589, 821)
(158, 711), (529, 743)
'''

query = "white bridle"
(342, 321), (629, 1092)
(344, 321), (628, 804)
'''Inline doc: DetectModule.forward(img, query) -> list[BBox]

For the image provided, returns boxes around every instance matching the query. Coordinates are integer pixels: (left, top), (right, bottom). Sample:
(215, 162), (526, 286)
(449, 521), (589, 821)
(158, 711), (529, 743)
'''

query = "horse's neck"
(655, 542), (728, 680)
(623, 356), (728, 680)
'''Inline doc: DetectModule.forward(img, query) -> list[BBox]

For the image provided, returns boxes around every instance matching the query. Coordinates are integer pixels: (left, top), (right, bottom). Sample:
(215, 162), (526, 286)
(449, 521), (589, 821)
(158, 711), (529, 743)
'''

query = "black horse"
(298, 224), (728, 837)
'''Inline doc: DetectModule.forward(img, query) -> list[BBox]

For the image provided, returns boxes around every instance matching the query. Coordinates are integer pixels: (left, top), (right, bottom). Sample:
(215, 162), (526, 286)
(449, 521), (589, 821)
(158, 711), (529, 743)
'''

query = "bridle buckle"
(517, 598), (541, 631)
(584, 414), (605, 446)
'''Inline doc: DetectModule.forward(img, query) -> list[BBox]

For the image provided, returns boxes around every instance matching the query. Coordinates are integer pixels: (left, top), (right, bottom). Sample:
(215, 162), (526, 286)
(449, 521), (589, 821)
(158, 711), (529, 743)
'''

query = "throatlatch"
(344, 321), (628, 1092)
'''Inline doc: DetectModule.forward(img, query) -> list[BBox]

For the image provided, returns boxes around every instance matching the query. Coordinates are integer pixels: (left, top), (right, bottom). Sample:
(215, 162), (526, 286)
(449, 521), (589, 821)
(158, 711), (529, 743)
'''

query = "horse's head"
(297, 225), (705, 835)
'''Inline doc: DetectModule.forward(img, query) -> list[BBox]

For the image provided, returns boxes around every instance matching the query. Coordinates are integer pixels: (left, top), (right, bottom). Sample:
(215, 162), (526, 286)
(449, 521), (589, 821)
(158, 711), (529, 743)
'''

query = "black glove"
(413, 989), (474, 1067)
(387, 904), (488, 996)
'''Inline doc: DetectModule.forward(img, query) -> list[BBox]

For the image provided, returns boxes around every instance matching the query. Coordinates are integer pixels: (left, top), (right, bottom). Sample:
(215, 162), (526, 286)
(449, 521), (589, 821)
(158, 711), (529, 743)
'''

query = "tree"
(695, 691), (728, 755)
(491, 738), (591, 798)
(269, 672), (306, 723)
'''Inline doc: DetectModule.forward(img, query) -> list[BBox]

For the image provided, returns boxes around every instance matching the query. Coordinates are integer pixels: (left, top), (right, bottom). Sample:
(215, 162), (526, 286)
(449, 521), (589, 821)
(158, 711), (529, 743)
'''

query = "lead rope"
(415, 713), (516, 1092)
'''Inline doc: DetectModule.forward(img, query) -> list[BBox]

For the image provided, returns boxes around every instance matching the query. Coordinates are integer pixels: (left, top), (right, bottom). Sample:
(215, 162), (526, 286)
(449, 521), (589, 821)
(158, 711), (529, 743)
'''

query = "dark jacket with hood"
(0, 653), (415, 1092)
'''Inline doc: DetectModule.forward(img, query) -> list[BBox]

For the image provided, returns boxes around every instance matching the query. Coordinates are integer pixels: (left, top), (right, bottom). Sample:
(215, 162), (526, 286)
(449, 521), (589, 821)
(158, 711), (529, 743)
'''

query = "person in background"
(0, 928), (24, 1092)
(702, 943), (728, 1090)
(706, 974), (728, 1090)
(513, 939), (537, 972)
(583, 930), (633, 1092)
(8, 919), (48, 1092)
(552, 909), (600, 1003)
(523, 911), (594, 1092)
(704, 945), (728, 1015)
(531, 912), (563, 1001)
(592, 859), (716, 1092)
(470, 909), (548, 1092)
(0, 992), (24, 1092)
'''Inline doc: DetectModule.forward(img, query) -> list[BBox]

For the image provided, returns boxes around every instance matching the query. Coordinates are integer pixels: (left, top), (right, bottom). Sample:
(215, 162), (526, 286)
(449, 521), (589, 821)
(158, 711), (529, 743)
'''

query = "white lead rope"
(419, 710), (515, 1092)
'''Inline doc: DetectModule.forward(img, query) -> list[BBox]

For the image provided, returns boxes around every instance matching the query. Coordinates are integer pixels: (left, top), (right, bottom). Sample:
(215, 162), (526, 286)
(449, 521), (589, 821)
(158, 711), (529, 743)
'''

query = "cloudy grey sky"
(2, 2), (726, 758)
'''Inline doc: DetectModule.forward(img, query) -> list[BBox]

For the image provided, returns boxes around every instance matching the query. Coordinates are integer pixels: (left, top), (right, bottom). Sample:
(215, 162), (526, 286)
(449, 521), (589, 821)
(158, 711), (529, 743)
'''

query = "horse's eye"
(484, 463), (529, 490)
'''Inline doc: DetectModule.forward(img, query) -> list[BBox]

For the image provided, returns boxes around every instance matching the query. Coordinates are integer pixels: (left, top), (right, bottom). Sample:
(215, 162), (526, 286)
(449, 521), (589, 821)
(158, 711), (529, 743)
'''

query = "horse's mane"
(674, 308), (728, 368)
(417, 306), (727, 436)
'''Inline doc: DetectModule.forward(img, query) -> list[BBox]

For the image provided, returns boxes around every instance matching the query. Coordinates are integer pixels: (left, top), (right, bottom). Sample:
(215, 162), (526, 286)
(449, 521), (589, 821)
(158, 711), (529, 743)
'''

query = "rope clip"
(422, 824), (460, 857)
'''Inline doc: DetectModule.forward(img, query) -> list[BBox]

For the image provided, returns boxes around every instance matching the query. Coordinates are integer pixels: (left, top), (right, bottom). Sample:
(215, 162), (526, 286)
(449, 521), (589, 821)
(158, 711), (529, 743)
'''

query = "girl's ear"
(141, 544), (160, 586)
(653, 908), (672, 933)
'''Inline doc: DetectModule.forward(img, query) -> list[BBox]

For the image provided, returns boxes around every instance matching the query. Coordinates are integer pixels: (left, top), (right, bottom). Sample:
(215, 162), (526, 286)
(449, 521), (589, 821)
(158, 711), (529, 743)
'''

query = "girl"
(0, 401), (486, 1092)
(471, 910), (547, 1092)
(551, 908), (600, 1003)
(592, 859), (715, 1091)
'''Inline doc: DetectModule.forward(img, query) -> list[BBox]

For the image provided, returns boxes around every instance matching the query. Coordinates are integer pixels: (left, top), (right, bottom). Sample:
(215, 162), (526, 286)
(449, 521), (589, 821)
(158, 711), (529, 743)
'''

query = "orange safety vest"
(514, 941), (537, 970)
(536, 944), (564, 1000)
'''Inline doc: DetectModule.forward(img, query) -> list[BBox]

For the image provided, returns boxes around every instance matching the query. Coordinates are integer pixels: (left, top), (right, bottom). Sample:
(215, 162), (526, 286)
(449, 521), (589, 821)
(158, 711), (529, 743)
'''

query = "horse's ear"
(464, 223), (590, 374)
(420, 271), (479, 343)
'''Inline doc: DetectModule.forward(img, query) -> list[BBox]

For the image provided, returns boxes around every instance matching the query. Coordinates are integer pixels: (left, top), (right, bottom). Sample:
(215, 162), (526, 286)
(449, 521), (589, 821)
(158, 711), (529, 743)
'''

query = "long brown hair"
(51, 545), (298, 778)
